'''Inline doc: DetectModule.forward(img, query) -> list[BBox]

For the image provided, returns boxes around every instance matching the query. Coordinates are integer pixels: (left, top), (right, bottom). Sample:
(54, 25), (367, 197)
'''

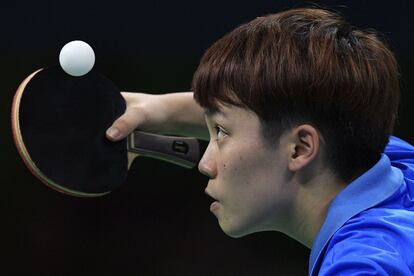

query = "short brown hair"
(192, 8), (400, 181)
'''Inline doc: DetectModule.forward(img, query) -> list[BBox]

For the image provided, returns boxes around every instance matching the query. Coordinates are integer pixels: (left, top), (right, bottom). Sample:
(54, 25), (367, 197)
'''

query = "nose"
(198, 142), (217, 179)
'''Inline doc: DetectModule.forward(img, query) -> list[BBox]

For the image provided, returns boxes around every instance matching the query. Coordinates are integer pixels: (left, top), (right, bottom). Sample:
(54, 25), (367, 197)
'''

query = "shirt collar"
(309, 154), (404, 275)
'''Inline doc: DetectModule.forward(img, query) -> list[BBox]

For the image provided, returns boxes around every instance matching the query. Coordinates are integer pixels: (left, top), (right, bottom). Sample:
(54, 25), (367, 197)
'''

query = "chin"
(224, 231), (245, 238)
(220, 222), (254, 238)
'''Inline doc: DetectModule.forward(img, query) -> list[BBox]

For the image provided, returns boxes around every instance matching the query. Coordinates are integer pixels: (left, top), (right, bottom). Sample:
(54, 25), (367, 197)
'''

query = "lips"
(205, 188), (220, 212)
(209, 201), (220, 212)
(204, 188), (218, 201)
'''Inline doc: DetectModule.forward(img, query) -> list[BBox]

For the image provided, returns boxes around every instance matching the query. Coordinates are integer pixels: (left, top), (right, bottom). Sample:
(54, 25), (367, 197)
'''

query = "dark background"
(2, 1), (414, 275)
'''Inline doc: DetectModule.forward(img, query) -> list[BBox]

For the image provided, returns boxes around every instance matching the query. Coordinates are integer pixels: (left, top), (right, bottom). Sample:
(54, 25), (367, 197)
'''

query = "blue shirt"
(310, 136), (414, 275)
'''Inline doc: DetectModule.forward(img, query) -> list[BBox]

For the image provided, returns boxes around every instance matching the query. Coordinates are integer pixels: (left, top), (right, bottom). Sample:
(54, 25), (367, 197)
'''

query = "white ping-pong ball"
(59, 40), (95, 77)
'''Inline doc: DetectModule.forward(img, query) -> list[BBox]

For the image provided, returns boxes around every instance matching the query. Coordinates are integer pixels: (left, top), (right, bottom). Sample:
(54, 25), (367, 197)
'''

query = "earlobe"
(288, 125), (320, 172)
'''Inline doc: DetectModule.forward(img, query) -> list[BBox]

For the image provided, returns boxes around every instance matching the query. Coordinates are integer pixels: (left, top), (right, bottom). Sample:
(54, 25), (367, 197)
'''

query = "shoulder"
(385, 136), (414, 162)
(319, 209), (414, 275)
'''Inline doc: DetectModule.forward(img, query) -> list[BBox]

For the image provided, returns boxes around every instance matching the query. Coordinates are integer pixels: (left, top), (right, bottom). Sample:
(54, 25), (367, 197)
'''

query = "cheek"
(224, 150), (275, 183)
(221, 153), (275, 207)
(221, 149), (287, 210)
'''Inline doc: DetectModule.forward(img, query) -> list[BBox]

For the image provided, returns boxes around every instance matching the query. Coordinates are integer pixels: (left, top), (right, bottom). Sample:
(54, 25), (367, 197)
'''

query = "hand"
(106, 92), (167, 141)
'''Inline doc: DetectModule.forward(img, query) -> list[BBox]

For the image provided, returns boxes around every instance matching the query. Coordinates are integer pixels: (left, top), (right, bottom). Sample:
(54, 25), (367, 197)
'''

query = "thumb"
(106, 110), (142, 141)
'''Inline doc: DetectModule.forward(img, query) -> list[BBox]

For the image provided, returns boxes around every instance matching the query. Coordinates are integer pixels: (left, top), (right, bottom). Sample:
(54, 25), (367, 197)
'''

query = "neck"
(287, 170), (347, 248)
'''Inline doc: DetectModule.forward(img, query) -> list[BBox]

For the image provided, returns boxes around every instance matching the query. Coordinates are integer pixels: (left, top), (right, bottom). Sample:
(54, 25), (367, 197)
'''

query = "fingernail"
(107, 127), (120, 139)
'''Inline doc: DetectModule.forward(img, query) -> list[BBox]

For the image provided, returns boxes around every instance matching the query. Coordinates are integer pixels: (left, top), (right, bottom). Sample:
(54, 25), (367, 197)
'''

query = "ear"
(288, 124), (320, 172)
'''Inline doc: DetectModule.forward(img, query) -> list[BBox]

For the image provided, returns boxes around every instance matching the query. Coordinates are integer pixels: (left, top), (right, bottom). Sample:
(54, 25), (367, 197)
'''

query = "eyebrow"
(204, 108), (226, 118)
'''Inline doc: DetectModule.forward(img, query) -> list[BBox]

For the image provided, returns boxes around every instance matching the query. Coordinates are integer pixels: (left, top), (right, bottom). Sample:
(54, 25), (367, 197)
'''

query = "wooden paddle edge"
(11, 69), (111, 198)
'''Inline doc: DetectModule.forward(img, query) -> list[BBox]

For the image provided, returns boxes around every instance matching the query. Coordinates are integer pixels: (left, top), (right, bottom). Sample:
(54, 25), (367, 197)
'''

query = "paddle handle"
(127, 131), (200, 169)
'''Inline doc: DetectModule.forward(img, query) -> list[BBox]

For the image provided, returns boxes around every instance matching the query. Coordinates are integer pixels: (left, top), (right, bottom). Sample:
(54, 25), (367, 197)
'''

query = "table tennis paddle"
(12, 66), (200, 197)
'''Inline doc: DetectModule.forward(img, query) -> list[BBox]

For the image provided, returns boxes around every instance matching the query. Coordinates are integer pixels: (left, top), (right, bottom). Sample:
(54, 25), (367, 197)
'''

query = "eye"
(214, 125), (228, 140)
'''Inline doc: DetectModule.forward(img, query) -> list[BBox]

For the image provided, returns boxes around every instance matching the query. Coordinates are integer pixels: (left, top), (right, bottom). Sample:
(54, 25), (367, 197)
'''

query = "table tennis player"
(106, 8), (414, 275)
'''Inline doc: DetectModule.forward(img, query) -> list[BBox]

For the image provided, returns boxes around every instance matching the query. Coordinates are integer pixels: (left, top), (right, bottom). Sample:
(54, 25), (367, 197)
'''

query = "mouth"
(204, 188), (217, 201)
(205, 188), (220, 212)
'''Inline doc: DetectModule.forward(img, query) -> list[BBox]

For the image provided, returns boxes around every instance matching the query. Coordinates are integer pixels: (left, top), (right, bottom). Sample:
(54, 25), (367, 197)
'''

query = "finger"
(106, 107), (144, 141)
(120, 91), (137, 103)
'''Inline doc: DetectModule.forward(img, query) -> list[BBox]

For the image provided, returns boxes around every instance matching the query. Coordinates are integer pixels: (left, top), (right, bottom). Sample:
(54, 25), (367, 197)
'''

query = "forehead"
(203, 104), (259, 124)
(203, 103), (236, 120)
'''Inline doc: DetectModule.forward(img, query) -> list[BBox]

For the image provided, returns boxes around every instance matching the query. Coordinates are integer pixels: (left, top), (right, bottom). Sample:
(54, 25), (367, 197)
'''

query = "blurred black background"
(2, 1), (414, 275)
